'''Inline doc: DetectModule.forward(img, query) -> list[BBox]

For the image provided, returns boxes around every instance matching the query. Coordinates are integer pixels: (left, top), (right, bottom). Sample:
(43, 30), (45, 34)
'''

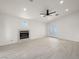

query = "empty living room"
(0, 0), (79, 59)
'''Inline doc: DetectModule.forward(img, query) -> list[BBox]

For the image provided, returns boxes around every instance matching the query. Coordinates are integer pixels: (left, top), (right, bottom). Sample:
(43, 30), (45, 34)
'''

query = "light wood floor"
(0, 37), (79, 59)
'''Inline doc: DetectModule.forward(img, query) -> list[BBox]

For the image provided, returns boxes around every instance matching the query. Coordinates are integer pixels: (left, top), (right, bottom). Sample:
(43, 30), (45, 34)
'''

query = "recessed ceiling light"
(65, 9), (69, 12)
(24, 8), (27, 11)
(60, 0), (64, 4)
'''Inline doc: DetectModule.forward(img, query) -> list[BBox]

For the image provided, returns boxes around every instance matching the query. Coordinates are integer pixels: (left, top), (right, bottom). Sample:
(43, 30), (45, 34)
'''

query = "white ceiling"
(0, 0), (79, 22)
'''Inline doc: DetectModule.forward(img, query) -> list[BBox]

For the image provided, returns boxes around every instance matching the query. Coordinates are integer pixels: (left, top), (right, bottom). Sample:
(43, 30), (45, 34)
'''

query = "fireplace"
(20, 30), (29, 39)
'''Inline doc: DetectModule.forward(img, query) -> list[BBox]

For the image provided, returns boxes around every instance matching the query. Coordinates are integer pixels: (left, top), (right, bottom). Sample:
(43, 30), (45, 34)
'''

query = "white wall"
(0, 15), (6, 45)
(48, 11), (79, 42)
(0, 14), (46, 46)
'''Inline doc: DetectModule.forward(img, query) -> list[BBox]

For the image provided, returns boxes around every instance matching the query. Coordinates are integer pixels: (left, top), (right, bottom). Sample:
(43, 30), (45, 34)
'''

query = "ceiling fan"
(40, 9), (56, 17)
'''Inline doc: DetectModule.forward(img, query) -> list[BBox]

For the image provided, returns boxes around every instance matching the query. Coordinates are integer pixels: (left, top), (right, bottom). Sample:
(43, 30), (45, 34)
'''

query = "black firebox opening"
(20, 30), (29, 39)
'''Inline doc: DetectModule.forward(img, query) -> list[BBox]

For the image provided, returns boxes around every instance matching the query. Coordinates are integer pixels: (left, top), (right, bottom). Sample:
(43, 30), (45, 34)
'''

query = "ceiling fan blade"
(55, 14), (59, 16)
(43, 14), (47, 17)
(49, 11), (56, 14)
